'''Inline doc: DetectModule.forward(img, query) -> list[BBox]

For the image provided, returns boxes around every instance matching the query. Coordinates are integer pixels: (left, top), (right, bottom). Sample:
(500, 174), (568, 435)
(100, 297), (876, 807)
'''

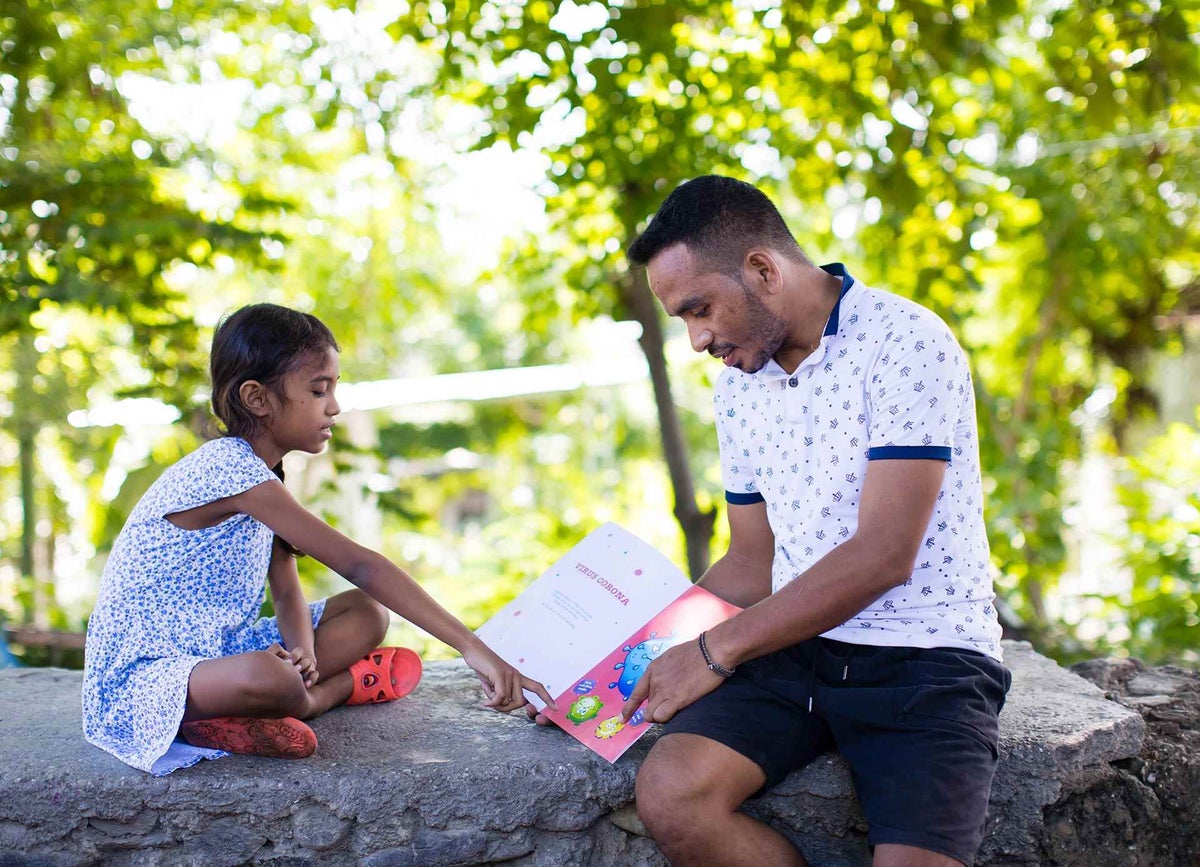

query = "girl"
(83, 303), (553, 775)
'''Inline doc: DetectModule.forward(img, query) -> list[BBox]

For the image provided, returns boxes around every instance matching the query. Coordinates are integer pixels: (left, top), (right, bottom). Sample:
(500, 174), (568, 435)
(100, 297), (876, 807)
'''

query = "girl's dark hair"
(210, 303), (339, 558)
(210, 303), (340, 441)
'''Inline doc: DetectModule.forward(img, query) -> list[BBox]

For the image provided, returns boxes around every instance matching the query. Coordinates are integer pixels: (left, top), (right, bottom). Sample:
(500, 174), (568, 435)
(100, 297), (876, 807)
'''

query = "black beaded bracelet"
(698, 631), (735, 678)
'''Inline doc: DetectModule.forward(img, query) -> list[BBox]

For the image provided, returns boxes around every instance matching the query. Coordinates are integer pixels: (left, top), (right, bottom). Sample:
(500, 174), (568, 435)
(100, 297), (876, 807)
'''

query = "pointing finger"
(524, 677), (558, 711)
(622, 673), (651, 722)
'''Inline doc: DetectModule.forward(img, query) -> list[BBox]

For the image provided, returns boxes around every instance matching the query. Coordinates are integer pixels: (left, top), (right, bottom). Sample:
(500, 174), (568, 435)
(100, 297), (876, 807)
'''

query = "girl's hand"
(462, 642), (557, 716)
(525, 704), (555, 726)
(289, 647), (319, 688)
(268, 642), (319, 688)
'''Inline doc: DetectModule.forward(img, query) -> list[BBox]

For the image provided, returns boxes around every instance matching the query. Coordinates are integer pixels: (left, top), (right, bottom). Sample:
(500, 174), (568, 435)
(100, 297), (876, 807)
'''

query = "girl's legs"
(184, 589), (390, 722)
(183, 649), (316, 721)
(312, 588), (391, 682)
(305, 588), (391, 713)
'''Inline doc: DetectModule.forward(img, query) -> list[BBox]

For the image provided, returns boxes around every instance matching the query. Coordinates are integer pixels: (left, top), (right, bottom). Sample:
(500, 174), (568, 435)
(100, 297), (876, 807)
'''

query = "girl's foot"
(180, 716), (317, 758)
(347, 646), (423, 705)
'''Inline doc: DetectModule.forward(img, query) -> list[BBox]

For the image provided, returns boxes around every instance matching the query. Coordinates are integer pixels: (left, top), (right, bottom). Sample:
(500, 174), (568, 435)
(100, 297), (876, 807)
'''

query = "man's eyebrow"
(668, 295), (705, 317)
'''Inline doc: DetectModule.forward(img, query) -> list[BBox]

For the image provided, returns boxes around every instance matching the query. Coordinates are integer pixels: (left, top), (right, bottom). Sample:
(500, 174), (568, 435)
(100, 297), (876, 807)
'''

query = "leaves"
(2, 0), (1197, 664)
(390, 0), (1200, 655)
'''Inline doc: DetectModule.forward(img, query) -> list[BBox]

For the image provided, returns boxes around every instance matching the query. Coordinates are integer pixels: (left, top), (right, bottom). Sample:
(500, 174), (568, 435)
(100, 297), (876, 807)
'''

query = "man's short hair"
(627, 175), (808, 275)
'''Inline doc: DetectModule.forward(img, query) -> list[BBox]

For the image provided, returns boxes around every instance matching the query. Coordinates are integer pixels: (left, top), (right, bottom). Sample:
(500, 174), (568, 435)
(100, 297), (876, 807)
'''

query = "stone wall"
(0, 641), (1189, 867)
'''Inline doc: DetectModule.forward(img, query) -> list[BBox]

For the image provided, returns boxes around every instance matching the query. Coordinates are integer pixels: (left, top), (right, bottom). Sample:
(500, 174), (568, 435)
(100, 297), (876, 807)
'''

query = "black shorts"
(662, 637), (1011, 866)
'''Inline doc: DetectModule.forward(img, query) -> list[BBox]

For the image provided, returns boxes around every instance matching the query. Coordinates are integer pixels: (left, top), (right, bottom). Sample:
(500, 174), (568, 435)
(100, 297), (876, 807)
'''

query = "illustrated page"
(539, 583), (741, 762)
(475, 522), (693, 710)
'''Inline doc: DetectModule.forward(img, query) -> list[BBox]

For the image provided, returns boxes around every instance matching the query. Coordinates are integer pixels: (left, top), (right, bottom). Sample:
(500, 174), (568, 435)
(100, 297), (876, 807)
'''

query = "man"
(621, 175), (1009, 867)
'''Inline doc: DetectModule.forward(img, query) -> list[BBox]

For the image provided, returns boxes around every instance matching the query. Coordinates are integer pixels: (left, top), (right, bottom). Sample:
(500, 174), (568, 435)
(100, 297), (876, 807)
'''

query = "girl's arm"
(233, 480), (555, 712)
(267, 536), (319, 687)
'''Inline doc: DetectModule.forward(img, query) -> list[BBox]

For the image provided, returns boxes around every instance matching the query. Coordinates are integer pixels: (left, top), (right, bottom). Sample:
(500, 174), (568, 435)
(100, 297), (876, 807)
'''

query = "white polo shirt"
(715, 264), (1002, 659)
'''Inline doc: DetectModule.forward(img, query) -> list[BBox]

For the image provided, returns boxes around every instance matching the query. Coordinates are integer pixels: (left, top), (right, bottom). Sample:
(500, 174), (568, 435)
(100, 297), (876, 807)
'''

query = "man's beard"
(734, 279), (789, 373)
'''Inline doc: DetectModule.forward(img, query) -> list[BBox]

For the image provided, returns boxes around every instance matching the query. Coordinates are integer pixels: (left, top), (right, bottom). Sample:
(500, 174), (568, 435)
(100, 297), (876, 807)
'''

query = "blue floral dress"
(83, 436), (326, 774)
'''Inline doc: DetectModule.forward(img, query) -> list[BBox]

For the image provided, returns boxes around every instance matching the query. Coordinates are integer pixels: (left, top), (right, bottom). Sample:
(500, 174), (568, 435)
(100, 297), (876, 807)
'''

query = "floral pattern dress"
(83, 436), (325, 774)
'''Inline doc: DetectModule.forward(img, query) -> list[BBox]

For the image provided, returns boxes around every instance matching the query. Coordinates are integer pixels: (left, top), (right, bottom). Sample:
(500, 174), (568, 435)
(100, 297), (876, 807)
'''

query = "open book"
(476, 522), (741, 762)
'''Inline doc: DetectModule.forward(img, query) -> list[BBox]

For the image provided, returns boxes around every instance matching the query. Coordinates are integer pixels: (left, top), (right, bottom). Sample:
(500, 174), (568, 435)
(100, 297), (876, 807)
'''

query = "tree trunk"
(15, 328), (38, 624)
(621, 271), (716, 580)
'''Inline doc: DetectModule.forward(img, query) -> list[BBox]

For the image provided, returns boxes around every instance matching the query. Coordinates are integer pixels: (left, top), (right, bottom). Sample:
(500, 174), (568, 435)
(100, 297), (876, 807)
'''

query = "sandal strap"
(348, 647), (401, 705)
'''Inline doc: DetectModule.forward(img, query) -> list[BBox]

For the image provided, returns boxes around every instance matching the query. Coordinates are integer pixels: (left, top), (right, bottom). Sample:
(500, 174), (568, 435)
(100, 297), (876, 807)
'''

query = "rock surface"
(1037, 658), (1200, 867)
(0, 641), (1159, 866)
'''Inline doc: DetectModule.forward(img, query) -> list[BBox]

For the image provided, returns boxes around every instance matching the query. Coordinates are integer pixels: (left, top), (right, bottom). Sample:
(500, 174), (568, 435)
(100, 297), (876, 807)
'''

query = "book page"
(538, 583), (741, 762)
(475, 522), (693, 708)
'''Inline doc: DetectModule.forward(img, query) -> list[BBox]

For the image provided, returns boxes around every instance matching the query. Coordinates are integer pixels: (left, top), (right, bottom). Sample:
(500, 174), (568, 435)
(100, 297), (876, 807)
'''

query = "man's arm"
(623, 457), (946, 724)
(704, 458), (945, 667)
(697, 500), (775, 609)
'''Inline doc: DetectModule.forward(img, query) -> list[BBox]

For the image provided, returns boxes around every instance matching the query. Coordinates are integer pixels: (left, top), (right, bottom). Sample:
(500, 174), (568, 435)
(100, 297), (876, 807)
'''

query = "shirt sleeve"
(714, 374), (764, 504)
(866, 315), (969, 463)
(156, 437), (280, 517)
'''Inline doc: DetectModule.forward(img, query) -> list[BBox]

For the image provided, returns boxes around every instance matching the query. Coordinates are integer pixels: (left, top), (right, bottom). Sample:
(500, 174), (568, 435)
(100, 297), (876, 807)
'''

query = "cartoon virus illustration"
(573, 679), (596, 695)
(629, 709), (646, 727)
(608, 632), (677, 700)
(566, 695), (603, 725)
(594, 716), (626, 739)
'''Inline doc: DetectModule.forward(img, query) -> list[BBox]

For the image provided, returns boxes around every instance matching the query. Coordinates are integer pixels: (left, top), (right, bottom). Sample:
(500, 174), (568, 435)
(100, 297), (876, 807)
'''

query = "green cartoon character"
(566, 694), (603, 725)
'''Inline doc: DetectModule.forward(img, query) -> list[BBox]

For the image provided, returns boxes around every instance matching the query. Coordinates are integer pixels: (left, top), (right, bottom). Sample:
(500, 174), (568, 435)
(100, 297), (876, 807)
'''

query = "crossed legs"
(183, 589), (389, 722)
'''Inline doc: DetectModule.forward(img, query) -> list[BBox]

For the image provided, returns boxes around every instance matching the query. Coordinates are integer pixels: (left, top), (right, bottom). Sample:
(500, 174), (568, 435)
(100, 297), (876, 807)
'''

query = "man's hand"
(621, 639), (726, 724)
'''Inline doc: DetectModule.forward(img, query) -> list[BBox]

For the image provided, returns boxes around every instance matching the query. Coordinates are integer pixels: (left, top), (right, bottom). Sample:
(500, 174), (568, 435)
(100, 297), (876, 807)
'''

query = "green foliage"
(389, 0), (1200, 657)
(1102, 420), (1200, 665)
(2, 0), (1198, 666)
(370, 388), (691, 660)
(0, 0), (290, 629)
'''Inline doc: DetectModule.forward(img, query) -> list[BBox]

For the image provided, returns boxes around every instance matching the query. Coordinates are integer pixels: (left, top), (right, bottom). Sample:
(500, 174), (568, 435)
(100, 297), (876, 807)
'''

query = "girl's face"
(266, 347), (341, 456)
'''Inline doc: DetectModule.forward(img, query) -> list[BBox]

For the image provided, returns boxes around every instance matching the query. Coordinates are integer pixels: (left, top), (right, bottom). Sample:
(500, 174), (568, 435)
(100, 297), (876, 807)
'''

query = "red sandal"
(346, 646), (422, 705)
(180, 716), (317, 759)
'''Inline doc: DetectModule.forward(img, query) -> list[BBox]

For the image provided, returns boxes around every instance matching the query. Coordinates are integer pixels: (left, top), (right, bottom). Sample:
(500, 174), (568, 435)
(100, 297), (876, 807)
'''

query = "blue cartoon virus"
(629, 709), (646, 727)
(609, 632), (677, 700)
(573, 679), (596, 695)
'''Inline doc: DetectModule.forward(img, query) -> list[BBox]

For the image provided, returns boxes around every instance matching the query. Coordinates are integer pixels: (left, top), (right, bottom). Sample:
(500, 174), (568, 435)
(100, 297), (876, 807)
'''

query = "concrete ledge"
(0, 641), (1145, 866)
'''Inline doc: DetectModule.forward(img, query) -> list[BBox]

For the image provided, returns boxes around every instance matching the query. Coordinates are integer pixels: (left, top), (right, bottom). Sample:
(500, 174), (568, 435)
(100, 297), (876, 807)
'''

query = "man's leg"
(825, 643), (1010, 867)
(636, 732), (806, 867)
(873, 844), (964, 867)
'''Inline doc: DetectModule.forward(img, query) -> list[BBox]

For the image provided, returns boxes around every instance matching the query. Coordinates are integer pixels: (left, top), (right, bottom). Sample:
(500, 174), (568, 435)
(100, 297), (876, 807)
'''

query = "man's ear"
(744, 249), (782, 294)
(239, 380), (272, 418)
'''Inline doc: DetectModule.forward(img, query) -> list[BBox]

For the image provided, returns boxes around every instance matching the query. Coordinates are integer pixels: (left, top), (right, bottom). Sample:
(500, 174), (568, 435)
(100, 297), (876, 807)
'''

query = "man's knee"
(636, 747), (698, 841)
(636, 734), (757, 840)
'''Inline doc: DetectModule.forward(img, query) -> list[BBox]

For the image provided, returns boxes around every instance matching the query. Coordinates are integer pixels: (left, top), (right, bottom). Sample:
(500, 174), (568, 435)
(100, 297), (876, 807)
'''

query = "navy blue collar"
(820, 262), (855, 337)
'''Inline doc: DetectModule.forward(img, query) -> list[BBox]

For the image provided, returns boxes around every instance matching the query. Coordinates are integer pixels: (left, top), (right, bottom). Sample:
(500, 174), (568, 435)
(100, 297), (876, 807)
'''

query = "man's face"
(647, 244), (788, 374)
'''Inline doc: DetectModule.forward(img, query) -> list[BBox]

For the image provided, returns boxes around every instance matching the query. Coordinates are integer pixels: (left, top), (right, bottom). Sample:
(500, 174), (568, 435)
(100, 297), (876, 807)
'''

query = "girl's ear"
(239, 380), (272, 418)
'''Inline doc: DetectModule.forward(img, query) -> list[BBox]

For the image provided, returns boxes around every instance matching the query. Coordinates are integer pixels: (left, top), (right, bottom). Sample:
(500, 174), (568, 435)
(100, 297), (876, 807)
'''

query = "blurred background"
(1, 0), (1197, 668)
